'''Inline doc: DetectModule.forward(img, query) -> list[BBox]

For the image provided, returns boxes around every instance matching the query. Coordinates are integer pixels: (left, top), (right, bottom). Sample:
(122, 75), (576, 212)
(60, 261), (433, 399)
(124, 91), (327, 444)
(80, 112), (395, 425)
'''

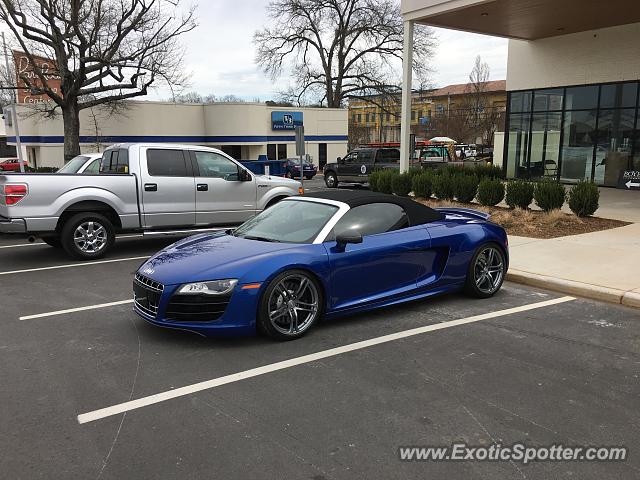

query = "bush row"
(369, 168), (600, 216)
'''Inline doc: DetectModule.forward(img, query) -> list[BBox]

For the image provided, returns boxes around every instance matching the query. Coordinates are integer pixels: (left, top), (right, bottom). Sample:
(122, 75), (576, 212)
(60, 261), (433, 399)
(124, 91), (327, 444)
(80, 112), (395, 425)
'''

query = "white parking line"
(0, 242), (44, 249)
(77, 295), (575, 424)
(0, 235), (144, 250)
(19, 299), (134, 321)
(0, 256), (149, 276)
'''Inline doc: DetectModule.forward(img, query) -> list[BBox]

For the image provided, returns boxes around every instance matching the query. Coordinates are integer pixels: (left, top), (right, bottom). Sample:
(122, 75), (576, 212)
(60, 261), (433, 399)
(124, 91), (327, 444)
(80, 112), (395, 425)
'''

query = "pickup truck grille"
(166, 293), (231, 322)
(133, 273), (164, 318)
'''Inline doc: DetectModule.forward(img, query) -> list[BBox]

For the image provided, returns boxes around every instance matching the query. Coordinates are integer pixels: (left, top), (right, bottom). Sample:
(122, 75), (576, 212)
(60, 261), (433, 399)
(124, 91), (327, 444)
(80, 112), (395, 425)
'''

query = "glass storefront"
(504, 81), (640, 186)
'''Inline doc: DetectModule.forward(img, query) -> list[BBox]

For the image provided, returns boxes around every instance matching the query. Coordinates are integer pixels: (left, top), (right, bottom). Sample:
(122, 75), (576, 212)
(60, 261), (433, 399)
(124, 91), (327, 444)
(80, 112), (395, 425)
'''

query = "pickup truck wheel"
(324, 171), (338, 188)
(61, 212), (115, 260)
(41, 236), (62, 248)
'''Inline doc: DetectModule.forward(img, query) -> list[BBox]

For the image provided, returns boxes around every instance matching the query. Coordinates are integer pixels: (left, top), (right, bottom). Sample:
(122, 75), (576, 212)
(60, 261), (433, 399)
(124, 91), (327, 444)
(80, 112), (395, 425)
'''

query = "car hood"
(139, 232), (301, 286)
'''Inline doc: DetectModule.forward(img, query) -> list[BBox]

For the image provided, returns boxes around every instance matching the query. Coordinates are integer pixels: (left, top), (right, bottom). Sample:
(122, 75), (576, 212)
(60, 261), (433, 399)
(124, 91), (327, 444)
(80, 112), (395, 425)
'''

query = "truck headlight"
(178, 279), (238, 295)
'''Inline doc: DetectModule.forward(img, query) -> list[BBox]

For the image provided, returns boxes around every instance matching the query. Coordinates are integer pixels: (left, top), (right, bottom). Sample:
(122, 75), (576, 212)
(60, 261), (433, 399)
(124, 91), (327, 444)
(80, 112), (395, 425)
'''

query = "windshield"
(233, 200), (338, 243)
(57, 155), (90, 174)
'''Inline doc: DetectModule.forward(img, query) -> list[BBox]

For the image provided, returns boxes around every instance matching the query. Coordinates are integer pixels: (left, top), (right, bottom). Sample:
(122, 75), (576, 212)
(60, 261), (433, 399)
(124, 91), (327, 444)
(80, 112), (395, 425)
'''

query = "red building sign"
(12, 50), (61, 104)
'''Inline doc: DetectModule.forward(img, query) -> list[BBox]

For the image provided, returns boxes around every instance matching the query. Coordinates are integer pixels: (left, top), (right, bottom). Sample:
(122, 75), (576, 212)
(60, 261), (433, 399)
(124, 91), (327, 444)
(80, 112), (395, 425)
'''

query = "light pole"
(2, 32), (25, 173)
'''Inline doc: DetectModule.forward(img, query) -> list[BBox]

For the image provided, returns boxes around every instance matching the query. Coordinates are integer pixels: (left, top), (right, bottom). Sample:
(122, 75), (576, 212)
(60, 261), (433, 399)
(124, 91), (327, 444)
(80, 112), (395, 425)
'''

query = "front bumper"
(133, 275), (262, 337)
(0, 217), (27, 233)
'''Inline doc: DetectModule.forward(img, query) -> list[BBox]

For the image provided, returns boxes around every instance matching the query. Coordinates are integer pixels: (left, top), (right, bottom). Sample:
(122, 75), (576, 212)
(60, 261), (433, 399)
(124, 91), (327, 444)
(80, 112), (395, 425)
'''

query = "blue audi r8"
(133, 191), (508, 340)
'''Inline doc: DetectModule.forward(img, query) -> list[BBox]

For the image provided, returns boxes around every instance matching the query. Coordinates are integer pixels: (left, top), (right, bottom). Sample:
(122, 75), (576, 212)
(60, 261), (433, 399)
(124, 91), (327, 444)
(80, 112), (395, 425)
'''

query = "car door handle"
(197, 183), (208, 191)
(144, 183), (158, 192)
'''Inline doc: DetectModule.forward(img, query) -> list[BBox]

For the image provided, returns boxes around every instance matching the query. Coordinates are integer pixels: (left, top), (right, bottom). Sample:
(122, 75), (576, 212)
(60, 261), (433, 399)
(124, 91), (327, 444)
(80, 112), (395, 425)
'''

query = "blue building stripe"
(7, 134), (348, 144)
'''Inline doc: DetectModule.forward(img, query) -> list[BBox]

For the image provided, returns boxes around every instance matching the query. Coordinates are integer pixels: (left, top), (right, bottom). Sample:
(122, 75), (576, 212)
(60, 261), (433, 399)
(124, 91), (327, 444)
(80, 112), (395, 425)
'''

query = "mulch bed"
(418, 199), (630, 239)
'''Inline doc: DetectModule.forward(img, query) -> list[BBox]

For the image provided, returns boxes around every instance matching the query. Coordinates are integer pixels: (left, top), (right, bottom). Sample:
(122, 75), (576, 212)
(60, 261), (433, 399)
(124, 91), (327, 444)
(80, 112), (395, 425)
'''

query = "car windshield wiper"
(241, 235), (281, 243)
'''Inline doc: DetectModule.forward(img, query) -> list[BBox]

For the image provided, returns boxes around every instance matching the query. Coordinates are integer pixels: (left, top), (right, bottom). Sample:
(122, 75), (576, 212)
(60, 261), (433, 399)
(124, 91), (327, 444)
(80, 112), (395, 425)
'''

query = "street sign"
(617, 170), (640, 190)
(295, 126), (305, 156)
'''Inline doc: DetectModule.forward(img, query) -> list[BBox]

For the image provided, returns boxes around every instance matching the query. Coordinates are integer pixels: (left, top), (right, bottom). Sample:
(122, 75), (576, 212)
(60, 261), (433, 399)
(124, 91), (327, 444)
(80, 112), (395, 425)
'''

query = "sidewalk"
(507, 223), (640, 308)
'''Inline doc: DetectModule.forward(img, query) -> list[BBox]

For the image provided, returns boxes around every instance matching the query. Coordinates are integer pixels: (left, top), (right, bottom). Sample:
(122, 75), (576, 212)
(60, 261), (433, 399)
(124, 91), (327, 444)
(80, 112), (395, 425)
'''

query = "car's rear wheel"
(465, 243), (506, 298)
(325, 171), (338, 188)
(258, 270), (323, 340)
(61, 212), (115, 260)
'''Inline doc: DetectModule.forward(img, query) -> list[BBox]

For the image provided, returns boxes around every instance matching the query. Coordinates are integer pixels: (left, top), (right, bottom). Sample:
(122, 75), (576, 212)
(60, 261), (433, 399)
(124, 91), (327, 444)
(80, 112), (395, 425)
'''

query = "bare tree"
(254, 0), (436, 108)
(0, 0), (197, 161)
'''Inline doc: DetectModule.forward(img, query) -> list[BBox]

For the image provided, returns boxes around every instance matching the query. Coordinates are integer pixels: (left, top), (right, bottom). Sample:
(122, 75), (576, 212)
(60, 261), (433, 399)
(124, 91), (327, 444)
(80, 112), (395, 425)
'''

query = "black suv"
(323, 147), (400, 188)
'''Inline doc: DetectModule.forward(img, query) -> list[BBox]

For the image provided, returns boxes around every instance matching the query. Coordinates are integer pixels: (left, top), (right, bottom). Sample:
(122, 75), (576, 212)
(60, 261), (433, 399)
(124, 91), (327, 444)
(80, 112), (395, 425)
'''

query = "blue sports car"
(133, 191), (508, 340)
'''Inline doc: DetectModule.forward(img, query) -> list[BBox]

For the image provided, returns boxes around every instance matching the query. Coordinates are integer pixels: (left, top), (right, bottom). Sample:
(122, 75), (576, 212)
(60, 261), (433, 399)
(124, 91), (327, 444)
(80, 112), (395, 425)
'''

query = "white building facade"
(5, 101), (348, 170)
(401, 0), (640, 186)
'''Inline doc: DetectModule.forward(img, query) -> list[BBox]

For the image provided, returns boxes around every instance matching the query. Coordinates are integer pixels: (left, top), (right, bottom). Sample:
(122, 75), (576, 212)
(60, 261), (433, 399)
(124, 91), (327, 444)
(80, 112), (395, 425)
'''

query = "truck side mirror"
(337, 157), (343, 164)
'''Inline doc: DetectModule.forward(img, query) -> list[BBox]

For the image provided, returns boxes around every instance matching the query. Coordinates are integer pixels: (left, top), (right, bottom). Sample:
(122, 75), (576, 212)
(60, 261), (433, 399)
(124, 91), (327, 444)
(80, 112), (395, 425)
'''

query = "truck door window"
(376, 149), (400, 164)
(194, 151), (240, 180)
(358, 150), (374, 163)
(343, 152), (358, 164)
(147, 149), (188, 177)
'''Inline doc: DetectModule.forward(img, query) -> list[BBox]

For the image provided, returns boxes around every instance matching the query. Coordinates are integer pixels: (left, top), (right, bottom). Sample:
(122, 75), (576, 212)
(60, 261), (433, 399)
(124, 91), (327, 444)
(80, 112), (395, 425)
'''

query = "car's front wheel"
(324, 171), (338, 188)
(465, 243), (506, 298)
(60, 212), (115, 260)
(258, 270), (323, 340)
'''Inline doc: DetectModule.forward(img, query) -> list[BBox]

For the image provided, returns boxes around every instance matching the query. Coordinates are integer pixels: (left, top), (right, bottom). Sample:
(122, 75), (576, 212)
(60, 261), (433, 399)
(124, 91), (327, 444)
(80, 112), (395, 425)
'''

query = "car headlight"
(177, 279), (238, 295)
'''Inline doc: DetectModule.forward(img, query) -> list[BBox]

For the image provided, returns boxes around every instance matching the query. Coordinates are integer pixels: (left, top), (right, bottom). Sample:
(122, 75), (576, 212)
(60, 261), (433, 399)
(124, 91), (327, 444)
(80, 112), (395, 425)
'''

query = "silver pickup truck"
(0, 143), (301, 259)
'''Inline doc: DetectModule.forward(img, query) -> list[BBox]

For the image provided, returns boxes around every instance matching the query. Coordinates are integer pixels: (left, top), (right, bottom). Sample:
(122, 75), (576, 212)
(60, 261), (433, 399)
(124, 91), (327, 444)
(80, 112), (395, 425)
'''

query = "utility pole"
(2, 32), (25, 173)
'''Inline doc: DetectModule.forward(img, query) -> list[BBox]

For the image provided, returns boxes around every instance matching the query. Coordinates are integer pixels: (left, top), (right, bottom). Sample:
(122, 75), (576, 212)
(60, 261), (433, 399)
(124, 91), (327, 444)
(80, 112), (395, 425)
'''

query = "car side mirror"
(335, 231), (363, 252)
(235, 169), (251, 182)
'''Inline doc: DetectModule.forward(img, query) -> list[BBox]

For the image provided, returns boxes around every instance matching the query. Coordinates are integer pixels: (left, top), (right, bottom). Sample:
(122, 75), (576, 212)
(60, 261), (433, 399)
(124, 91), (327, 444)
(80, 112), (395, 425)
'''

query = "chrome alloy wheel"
(268, 274), (319, 336)
(473, 246), (505, 295)
(325, 173), (337, 187)
(73, 221), (108, 254)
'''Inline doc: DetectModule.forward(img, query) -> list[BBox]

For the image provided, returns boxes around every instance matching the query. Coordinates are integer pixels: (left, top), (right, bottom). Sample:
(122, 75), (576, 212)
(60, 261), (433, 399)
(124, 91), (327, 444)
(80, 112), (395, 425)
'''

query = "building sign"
(271, 111), (303, 130)
(617, 170), (640, 190)
(13, 51), (61, 104)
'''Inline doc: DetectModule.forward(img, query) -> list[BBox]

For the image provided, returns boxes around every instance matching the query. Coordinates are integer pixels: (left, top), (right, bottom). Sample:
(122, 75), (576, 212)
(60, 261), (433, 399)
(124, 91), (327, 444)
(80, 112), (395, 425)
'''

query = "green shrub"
(505, 180), (534, 209)
(453, 174), (479, 203)
(432, 172), (456, 201)
(392, 172), (413, 197)
(412, 172), (433, 199)
(534, 180), (566, 212)
(368, 170), (381, 192)
(473, 164), (504, 180)
(407, 167), (423, 180)
(567, 180), (599, 217)
(477, 178), (505, 206)
(377, 169), (396, 195)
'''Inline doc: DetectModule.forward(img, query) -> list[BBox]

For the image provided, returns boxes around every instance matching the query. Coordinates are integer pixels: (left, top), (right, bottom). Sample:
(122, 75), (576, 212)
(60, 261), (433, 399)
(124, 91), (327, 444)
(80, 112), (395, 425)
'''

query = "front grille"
(133, 273), (164, 318)
(166, 293), (231, 322)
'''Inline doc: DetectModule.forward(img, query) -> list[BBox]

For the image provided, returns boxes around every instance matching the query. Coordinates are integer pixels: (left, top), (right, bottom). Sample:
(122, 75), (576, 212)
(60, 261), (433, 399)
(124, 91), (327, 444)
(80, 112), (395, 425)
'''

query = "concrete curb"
(506, 269), (640, 309)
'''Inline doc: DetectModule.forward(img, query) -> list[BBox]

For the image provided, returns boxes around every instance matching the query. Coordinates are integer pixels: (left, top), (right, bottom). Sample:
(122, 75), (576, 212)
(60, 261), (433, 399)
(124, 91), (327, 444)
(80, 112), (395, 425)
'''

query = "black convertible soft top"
(304, 190), (445, 225)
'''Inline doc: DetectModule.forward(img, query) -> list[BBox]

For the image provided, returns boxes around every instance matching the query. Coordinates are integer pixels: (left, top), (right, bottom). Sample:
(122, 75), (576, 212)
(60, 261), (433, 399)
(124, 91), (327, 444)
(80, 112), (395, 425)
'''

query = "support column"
(399, 20), (414, 174)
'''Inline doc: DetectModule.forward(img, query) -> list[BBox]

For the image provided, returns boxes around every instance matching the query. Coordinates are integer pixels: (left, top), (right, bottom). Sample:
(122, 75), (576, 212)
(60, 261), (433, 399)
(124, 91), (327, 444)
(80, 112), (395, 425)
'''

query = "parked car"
(133, 190), (508, 340)
(284, 158), (318, 180)
(0, 158), (27, 172)
(323, 147), (401, 187)
(0, 143), (301, 259)
(56, 153), (103, 174)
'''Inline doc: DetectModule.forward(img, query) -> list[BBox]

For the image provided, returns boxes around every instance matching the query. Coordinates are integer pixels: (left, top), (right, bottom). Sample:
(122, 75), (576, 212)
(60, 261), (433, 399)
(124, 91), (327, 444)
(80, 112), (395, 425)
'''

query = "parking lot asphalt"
(2, 187), (640, 479)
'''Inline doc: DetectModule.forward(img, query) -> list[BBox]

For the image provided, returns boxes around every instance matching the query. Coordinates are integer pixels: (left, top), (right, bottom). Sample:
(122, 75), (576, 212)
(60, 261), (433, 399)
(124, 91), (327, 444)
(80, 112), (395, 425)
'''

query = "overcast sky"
(1, 0), (508, 102)
(151, 0), (508, 101)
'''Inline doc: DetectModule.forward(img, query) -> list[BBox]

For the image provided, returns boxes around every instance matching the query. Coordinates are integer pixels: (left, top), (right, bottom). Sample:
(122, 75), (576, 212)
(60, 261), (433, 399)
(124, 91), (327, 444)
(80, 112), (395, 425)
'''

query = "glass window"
(58, 155), (90, 174)
(506, 113), (531, 179)
(233, 200), (338, 244)
(147, 149), (188, 177)
(600, 83), (638, 109)
(533, 88), (563, 111)
(194, 151), (239, 179)
(343, 152), (359, 164)
(509, 91), (532, 113)
(375, 149), (400, 164)
(358, 150), (374, 163)
(565, 85), (599, 110)
(594, 108), (635, 186)
(277, 144), (287, 160)
(331, 203), (409, 239)
(83, 159), (101, 174)
(101, 149), (129, 174)
(560, 110), (597, 182)
(267, 144), (276, 160)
